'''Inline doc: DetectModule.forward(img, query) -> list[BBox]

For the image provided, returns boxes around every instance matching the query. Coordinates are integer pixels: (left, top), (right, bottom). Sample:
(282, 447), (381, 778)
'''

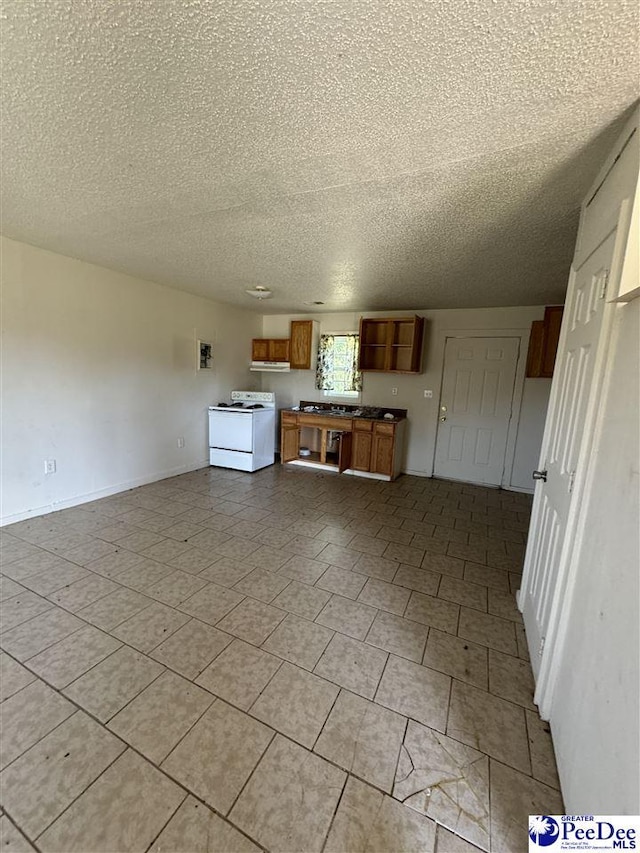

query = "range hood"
(250, 361), (291, 372)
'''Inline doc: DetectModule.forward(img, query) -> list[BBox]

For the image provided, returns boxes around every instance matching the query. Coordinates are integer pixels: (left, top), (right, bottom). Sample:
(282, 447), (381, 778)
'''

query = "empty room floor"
(0, 465), (563, 852)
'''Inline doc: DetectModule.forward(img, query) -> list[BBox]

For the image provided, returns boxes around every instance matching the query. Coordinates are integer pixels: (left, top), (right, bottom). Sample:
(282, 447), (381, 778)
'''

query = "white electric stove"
(208, 391), (276, 471)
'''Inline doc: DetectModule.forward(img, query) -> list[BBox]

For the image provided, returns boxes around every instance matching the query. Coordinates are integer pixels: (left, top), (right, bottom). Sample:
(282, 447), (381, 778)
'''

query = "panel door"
(520, 230), (615, 677)
(269, 339), (290, 362)
(434, 337), (520, 485)
(290, 320), (313, 369)
(352, 430), (372, 471)
(281, 424), (299, 462)
(371, 429), (394, 476)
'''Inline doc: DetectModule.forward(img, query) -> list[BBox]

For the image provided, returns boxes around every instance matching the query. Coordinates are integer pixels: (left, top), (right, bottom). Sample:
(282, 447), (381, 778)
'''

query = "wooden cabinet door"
(290, 320), (314, 369)
(252, 339), (270, 361)
(541, 306), (563, 377)
(338, 431), (353, 473)
(269, 339), (290, 362)
(371, 425), (395, 475)
(281, 424), (299, 462)
(351, 431), (372, 471)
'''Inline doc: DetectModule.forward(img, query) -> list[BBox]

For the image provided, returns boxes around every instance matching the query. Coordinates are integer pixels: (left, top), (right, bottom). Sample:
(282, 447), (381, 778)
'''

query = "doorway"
(434, 336), (520, 486)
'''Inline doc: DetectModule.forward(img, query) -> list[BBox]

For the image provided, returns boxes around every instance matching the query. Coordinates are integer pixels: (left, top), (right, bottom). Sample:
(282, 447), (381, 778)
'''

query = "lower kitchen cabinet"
(280, 411), (405, 481)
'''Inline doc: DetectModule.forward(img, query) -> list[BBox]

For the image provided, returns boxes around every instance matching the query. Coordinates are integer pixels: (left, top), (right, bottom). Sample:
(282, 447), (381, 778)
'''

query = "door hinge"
(539, 636), (545, 656)
(568, 470), (576, 493)
(600, 270), (610, 299)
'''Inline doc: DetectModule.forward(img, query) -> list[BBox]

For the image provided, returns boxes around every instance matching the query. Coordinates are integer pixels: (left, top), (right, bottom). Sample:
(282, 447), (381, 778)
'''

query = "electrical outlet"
(44, 459), (56, 474)
(423, 390), (433, 398)
(391, 387), (398, 396)
(177, 437), (185, 449)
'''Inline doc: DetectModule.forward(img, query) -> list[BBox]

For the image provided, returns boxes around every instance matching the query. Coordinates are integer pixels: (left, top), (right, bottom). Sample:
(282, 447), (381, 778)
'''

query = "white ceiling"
(1, 1), (638, 315)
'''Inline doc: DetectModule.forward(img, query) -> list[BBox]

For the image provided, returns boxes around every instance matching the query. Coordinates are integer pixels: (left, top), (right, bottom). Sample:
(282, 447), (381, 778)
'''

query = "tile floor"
(0, 465), (564, 852)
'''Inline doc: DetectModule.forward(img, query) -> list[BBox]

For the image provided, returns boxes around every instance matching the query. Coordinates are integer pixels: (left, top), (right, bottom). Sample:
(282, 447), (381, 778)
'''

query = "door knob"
(532, 469), (548, 482)
(440, 416), (447, 422)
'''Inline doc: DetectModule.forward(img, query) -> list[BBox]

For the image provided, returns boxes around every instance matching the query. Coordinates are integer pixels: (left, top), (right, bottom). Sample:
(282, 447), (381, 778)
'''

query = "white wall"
(0, 237), (261, 523)
(262, 306), (550, 489)
(550, 298), (639, 812)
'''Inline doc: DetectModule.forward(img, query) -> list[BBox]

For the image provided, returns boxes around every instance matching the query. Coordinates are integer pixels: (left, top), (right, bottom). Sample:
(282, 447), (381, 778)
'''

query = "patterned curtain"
(315, 334), (363, 392)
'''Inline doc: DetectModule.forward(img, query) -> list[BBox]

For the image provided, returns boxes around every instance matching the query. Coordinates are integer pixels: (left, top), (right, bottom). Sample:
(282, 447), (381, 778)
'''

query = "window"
(315, 334), (362, 397)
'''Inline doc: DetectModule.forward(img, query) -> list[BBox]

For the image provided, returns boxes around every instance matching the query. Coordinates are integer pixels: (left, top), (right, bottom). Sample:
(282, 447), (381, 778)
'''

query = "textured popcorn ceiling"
(1, 1), (638, 314)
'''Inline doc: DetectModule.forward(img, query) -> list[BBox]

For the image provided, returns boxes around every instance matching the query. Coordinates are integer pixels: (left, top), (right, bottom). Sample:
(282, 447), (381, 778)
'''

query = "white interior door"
(520, 229), (615, 678)
(434, 337), (520, 486)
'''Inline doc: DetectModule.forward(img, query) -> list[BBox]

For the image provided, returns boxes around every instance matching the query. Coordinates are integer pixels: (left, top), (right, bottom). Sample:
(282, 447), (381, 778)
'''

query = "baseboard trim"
(0, 459), (209, 526)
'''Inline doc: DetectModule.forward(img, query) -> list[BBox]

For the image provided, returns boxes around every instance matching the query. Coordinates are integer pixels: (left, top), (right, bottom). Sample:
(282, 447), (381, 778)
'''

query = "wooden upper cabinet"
(251, 338), (290, 362)
(358, 316), (424, 373)
(526, 306), (564, 378)
(289, 320), (317, 370)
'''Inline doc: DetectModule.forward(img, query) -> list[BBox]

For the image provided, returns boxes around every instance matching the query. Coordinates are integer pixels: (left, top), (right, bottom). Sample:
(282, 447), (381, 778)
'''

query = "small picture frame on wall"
(198, 340), (213, 370)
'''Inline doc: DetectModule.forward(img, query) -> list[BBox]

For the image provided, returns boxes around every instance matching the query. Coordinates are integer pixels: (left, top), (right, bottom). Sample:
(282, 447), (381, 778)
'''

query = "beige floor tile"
(353, 553), (398, 582)
(262, 613), (334, 670)
(47, 574), (120, 612)
(0, 652), (36, 701)
(377, 525), (415, 545)
(438, 575), (488, 612)
(0, 680), (76, 770)
(18, 561), (89, 596)
(422, 628), (488, 689)
(318, 543), (361, 569)
(64, 645), (164, 722)
(0, 576), (25, 601)
(375, 655), (451, 732)
(111, 601), (190, 652)
(314, 633), (388, 699)
(316, 594), (377, 640)
(489, 759), (564, 853)
(437, 825), (485, 852)
(488, 588), (522, 622)
(447, 681), (530, 774)
(272, 579), (331, 620)
(115, 529), (166, 552)
(1, 551), (63, 582)
(0, 608), (84, 661)
(317, 566), (371, 604)
(457, 608), (517, 655)
(84, 548), (146, 578)
(392, 565), (441, 596)
(0, 711), (125, 839)
(187, 528), (232, 551)
(253, 526), (295, 548)
(179, 582), (244, 625)
(76, 586), (152, 630)
(27, 625), (122, 688)
(108, 670), (214, 762)
(315, 525), (357, 546)
(151, 618), (232, 679)
(216, 597), (286, 645)
(525, 710), (561, 790)
(143, 569), (208, 606)
(214, 536), (262, 561)
(383, 541), (425, 567)
(488, 649), (536, 710)
(64, 539), (119, 566)
(196, 638), (282, 710)
(141, 538), (193, 563)
(463, 561), (510, 591)
(349, 533), (388, 556)
(243, 544), (290, 571)
(278, 554), (330, 584)
(325, 775), (436, 853)
(230, 734), (346, 853)
(162, 700), (273, 815)
(315, 689), (406, 792)
(405, 591), (460, 634)
(421, 553), (465, 578)
(366, 610), (429, 662)
(198, 556), (252, 586)
(250, 662), (338, 748)
(393, 720), (490, 850)
(0, 815), (36, 852)
(358, 577), (411, 615)
(233, 567), (290, 603)
(515, 623), (530, 661)
(0, 590), (52, 632)
(149, 795), (261, 853)
(38, 749), (185, 853)
(166, 546), (219, 574)
(112, 557), (174, 592)
(284, 534), (327, 559)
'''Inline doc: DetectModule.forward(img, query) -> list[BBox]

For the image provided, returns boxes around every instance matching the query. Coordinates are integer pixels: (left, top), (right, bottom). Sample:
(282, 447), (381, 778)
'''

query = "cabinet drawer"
(299, 415), (352, 431)
(374, 422), (395, 435)
(281, 411), (298, 424)
(353, 419), (373, 432)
